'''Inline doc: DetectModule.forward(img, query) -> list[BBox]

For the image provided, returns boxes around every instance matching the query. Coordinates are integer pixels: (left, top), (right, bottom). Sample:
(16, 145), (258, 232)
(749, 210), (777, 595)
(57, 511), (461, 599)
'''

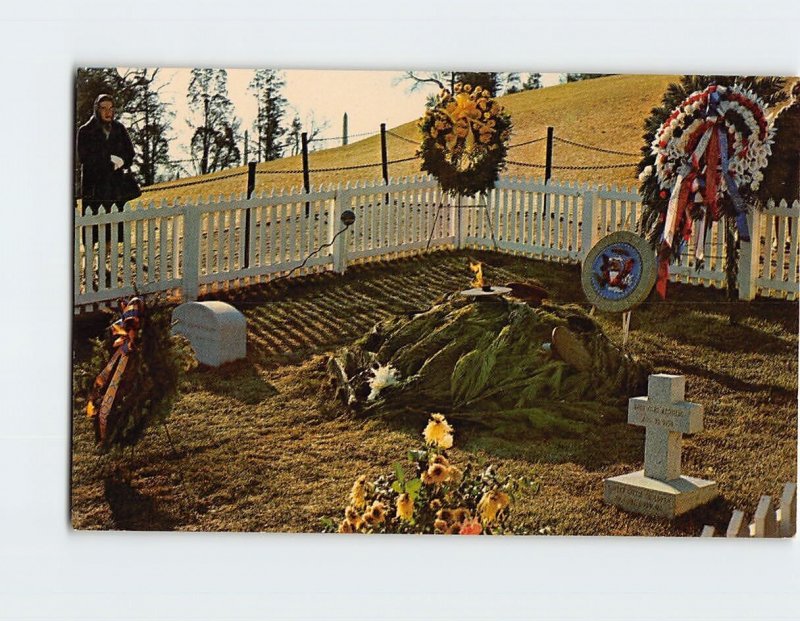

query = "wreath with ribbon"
(637, 83), (775, 297)
(81, 297), (194, 450)
(418, 83), (512, 197)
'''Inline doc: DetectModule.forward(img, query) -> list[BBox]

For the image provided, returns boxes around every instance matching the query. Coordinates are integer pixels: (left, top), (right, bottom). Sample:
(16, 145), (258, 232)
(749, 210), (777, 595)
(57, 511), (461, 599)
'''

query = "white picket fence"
(73, 175), (800, 313)
(701, 482), (797, 538)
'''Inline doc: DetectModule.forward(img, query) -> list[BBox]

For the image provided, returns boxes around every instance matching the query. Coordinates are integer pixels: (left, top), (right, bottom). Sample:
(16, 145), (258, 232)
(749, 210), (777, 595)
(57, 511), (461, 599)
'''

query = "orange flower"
(459, 518), (483, 535)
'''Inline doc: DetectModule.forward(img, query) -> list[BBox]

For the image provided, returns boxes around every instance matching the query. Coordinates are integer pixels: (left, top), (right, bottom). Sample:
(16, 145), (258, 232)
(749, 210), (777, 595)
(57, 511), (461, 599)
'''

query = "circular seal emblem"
(581, 231), (657, 312)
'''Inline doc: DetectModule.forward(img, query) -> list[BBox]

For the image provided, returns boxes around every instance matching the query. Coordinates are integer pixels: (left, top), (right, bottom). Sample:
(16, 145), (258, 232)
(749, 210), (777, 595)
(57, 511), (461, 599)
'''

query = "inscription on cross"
(628, 374), (703, 481)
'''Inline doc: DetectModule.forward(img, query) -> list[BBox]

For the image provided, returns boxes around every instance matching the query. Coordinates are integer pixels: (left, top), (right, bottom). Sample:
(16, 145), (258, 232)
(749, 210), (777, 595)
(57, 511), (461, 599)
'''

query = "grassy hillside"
(139, 74), (682, 205)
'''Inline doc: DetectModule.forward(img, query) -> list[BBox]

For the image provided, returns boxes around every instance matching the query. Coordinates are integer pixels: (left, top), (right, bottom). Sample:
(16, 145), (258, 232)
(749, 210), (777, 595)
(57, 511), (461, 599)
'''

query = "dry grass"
(71, 250), (797, 535)
(132, 75), (681, 207)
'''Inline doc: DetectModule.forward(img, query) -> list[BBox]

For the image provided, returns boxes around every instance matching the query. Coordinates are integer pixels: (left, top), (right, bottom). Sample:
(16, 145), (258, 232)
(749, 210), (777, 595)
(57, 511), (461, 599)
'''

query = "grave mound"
(327, 293), (651, 438)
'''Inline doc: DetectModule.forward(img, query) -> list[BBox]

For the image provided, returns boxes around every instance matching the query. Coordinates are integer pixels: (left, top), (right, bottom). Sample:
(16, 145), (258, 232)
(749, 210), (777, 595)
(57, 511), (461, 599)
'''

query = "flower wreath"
(638, 83), (774, 296)
(418, 83), (512, 197)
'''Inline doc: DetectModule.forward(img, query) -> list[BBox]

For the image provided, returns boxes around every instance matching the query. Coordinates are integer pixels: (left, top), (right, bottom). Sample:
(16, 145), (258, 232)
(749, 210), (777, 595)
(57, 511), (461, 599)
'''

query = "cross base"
(604, 470), (718, 519)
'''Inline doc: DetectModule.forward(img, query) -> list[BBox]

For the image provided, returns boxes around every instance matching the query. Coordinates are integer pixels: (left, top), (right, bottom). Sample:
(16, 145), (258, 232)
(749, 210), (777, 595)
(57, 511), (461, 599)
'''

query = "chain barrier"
(505, 160), (548, 169)
(553, 136), (640, 157)
(507, 136), (548, 149)
(309, 130), (379, 143)
(386, 130), (420, 145)
(553, 162), (639, 170)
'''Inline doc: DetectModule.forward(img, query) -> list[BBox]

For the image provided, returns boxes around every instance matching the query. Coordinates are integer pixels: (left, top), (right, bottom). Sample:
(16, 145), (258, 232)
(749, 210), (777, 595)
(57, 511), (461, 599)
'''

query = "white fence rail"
(74, 175), (800, 313)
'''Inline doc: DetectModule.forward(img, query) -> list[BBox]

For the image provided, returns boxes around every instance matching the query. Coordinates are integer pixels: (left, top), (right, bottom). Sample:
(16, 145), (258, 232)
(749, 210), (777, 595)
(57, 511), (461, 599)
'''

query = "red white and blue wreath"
(639, 84), (774, 297)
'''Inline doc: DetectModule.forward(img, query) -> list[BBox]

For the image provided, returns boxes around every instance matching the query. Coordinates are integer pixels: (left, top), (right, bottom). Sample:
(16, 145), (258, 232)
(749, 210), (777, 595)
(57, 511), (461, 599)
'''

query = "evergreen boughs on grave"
(418, 82), (512, 197)
(74, 299), (195, 450)
(327, 295), (650, 438)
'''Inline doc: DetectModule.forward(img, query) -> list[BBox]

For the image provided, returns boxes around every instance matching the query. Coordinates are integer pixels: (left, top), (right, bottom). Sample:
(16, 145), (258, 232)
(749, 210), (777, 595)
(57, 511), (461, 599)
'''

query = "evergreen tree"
(286, 115), (303, 156)
(123, 69), (175, 186)
(249, 69), (288, 161)
(523, 73), (542, 90)
(454, 72), (501, 96)
(564, 73), (612, 83)
(187, 68), (242, 174)
(503, 72), (522, 94)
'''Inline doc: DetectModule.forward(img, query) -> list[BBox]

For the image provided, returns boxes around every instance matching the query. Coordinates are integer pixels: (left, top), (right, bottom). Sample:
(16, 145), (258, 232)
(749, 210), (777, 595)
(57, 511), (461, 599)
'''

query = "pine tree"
(249, 69), (288, 162)
(564, 73), (612, 83)
(503, 73), (522, 94)
(123, 69), (175, 186)
(454, 72), (501, 96)
(523, 73), (542, 91)
(286, 115), (302, 156)
(187, 68), (242, 174)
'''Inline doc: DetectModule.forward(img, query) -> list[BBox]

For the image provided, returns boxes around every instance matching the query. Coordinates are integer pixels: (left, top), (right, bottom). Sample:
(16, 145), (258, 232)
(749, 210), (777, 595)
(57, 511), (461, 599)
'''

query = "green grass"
(71, 250), (798, 535)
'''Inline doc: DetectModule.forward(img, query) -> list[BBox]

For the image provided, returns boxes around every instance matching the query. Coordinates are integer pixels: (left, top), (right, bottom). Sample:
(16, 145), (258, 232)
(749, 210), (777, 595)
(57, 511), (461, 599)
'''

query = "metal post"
(201, 94), (210, 175)
(244, 130), (249, 165)
(243, 161), (256, 268)
(342, 113), (348, 146)
(380, 123), (389, 205)
(544, 126), (554, 215)
(301, 132), (310, 216)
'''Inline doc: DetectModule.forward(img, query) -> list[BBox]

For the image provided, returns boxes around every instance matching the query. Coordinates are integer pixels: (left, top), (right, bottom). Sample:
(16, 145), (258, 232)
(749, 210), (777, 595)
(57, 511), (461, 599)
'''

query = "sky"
(148, 68), (560, 167)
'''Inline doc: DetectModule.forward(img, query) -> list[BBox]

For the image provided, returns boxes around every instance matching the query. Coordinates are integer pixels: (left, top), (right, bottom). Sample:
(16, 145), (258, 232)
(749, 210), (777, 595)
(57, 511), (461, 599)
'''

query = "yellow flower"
(438, 434), (453, 450)
(345, 505), (360, 526)
(350, 476), (368, 509)
(434, 519), (448, 533)
(478, 490), (511, 525)
(429, 499), (442, 512)
(452, 507), (471, 524)
(396, 493), (414, 521)
(422, 463), (449, 485)
(423, 414), (453, 447)
(447, 523), (462, 535)
(362, 512), (377, 528)
(436, 508), (454, 523)
(447, 466), (463, 484)
(338, 519), (354, 534)
(370, 502), (386, 524)
(431, 454), (450, 467)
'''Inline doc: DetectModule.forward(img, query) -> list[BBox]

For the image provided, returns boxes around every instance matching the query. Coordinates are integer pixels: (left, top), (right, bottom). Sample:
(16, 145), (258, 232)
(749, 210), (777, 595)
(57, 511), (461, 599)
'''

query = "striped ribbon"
(86, 297), (145, 443)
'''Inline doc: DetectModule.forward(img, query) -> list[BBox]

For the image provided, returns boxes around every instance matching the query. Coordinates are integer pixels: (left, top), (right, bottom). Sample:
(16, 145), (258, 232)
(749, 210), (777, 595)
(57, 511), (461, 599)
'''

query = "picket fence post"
(182, 203), (200, 301)
(332, 186), (349, 273)
(580, 187), (599, 263)
(737, 210), (761, 300)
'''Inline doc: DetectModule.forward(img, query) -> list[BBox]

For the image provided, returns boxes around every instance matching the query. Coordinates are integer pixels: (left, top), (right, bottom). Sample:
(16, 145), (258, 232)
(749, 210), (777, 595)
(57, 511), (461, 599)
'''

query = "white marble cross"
(628, 374), (704, 481)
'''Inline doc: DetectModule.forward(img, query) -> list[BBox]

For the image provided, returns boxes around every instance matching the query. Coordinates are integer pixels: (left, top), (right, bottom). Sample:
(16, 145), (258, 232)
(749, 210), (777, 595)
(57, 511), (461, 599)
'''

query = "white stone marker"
(604, 374), (718, 518)
(726, 510), (750, 538)
(753, 495), (779, 538)
(172, 301), (247, 367)
(778, 482), (797, 538)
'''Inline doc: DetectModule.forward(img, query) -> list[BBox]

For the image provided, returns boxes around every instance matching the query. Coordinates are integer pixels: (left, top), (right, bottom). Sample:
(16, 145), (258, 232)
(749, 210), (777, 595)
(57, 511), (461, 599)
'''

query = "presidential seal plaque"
(581, 231), (657, 313)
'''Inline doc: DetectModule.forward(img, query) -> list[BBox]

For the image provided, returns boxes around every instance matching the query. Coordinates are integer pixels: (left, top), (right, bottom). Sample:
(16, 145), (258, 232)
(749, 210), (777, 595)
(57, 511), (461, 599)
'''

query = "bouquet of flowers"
(325, 413), (535, 535)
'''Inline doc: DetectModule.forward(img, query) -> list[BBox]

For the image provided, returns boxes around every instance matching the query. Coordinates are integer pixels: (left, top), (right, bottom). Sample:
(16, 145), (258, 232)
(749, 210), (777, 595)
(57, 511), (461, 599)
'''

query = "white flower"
(367, 363), (400, 401)
(638, 165), (653, 183)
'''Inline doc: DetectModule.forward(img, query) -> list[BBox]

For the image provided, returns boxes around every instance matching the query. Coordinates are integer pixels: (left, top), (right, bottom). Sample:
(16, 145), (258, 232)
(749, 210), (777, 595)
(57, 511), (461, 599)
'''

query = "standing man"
(77, 93), (138, 244)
